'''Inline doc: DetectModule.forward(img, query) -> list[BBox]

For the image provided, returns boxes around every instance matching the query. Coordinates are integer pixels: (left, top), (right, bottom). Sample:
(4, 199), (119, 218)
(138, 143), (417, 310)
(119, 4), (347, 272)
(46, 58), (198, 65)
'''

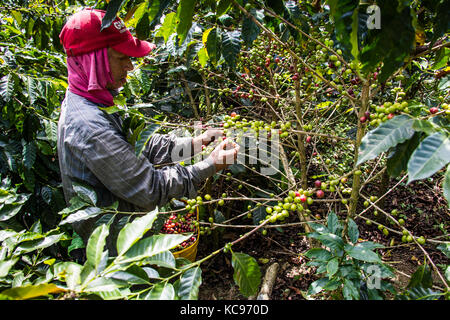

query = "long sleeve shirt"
(57, 90), (215, 251)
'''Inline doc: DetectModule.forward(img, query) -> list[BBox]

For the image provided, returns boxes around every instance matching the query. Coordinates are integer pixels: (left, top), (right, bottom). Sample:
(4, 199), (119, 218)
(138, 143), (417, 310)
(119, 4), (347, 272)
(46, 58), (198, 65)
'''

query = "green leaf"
(144, 251), (176, 269)
(157, 12), (177, 43)
(86, 224), (110, 271)
(308, 233), (345, 252)
(178, 266), (202, 300)
(242, 9), (261, 47)
(326, 211), (341, 235)
(265, 0), (285, 15)
(387, 132), (422, 178)
(22, 141), (37, 170)
(357, 115), (415, 166)
(109, 265), (152, 285)
(306, 222), (329, 234)
(231, 251), (261, 297)
(43, 119), (58, 144)
(26, 76), (39, 105)
(101, 0), (126, 31)
(176, 0), (196, 44)
(408, 264), (433, 289)
(345, 243), (381, 263)
(121, 233), (191, 264)
(304, 248), (333, 262)
(327, 0), (359, 59)
(136, 11), (150, 40)
(59, 207), (103, 225)
(14, 233), (64, 255)
(116, 208), (159, 256)
(72, 182), (97, 206)
(326, 257), (339, 278)
(205, 27), (221, 66)
(145, 282), (175, 299)
(360, 2), (415, 83)
(221, 30), (242, 69)
(0, 284), (66, 300)
(343, 278), (360, 300)
(347, 218), (359, 243)
(216, 0), (231, 16)
(437, 243), (450, 260)
(135, 123), (161, 158)
(53, 262), (82, 290)
(307, 277), (340, 296)
(407, 132), (450, 184)
(0, 74), (16, 103)
(0, 258), (19, 278)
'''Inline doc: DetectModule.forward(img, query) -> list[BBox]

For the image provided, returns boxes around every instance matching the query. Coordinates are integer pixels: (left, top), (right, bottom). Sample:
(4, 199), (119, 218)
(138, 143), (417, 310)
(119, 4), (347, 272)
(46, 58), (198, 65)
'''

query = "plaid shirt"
(57, 91), (215, 249)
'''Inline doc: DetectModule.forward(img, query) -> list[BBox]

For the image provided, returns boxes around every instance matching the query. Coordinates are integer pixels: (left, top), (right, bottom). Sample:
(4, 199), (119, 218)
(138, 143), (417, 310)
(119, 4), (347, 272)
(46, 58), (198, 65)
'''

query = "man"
(57, 8), (239, 253)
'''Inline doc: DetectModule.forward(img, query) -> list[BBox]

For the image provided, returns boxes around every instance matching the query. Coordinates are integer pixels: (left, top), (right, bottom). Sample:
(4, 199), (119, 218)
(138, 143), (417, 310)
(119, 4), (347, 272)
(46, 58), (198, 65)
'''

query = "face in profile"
(106, 47), (134, 90)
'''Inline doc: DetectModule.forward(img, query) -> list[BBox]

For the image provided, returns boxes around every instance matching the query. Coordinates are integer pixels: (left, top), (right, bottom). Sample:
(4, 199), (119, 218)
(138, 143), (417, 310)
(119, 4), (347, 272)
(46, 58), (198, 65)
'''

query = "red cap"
(59, 8), (156, 57)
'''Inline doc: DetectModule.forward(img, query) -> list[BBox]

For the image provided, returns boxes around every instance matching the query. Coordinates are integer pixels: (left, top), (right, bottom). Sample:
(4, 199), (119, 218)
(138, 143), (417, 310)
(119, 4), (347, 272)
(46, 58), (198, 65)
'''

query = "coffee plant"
(0, 0), (448, 300)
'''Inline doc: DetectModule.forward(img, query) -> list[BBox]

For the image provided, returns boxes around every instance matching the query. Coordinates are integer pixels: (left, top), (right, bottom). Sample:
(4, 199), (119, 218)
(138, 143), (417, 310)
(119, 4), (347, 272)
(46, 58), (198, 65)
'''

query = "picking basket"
(172, 207), (200, 262)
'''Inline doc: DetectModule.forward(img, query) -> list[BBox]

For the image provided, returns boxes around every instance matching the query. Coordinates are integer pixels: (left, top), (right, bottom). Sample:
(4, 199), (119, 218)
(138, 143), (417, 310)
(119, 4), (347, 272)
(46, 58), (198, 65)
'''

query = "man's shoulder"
(62, 91), (118, 136)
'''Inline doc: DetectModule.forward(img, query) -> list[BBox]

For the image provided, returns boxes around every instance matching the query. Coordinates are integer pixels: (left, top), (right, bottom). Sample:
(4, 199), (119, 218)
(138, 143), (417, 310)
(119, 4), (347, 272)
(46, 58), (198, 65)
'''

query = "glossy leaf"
(408, 264), (433, 289)
(357, 115), (415, 166)
(407, 132), (450, 184)
(221, 30), (242, 69)
(326, 211), (342, 235)
(135, 11), (150, 40)
(59, 207), (103, 225)
(135, 123), (161, 158)
(101, 0), (126, 31)
(121, 233), (191, 264)
(157, 12), (177, 43)
(304, 248), (333, 262)
(231, 251), (261, 297)
(216, 0), (231, 17)
(86, 224), (110, 271)
(116, 208), (159, 256)
(176, 0), (196, 44)
(0, 74), (16, 103)
(387, 132), (422, 178)
(326, 257), (339, 278)
(344, 243), (381, 263)
(347, 218), (359, 244)
(72, 182), (97, 206)
(0, 258), (19, 278)
(145, 282), (175, 300)
(178, 266), (202, 300)
(144, 251), (176, 269)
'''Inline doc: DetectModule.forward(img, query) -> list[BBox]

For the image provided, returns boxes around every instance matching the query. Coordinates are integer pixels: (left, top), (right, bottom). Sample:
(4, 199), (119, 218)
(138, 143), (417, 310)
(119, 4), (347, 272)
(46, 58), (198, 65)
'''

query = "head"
(60, 9), (156, 89)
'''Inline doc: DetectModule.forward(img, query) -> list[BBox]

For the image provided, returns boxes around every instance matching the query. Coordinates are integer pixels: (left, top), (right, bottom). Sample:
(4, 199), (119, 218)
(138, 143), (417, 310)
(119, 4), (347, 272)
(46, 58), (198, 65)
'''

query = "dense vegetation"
(0, 0), (448, 300)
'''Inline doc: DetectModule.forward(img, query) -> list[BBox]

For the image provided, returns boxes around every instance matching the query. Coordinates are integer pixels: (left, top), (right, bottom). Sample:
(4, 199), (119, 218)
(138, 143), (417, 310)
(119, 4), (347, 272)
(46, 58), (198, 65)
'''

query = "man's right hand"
(209, 139), (240, 172)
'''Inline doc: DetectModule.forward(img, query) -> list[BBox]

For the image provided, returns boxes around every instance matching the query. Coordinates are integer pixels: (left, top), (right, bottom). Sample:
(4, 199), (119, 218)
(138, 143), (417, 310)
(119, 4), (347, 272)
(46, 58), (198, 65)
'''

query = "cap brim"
(112, 37), (156, 58)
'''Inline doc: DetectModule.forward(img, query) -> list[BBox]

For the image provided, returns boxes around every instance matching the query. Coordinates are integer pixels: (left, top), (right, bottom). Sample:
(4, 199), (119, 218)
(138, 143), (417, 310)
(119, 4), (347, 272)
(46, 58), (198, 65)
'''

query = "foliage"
(305, 212), (395, 299)
(0, 0), (448, 300)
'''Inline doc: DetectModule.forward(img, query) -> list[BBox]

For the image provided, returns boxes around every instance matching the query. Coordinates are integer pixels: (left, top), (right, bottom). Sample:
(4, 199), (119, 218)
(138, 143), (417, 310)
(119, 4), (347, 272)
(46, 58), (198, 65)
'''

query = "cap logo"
(113, 20), (128, 33)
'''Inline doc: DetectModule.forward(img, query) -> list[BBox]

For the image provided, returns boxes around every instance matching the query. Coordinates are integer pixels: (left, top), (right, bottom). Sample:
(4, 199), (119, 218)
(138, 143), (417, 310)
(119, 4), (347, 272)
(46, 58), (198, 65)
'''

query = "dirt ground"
(196, 178), (449, 300)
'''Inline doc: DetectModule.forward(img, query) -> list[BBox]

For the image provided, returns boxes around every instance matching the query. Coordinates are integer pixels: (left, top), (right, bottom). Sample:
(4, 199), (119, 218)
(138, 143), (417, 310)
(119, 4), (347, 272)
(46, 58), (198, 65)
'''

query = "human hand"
(192, 128), (224, 153)
(209, 138), (240, 172)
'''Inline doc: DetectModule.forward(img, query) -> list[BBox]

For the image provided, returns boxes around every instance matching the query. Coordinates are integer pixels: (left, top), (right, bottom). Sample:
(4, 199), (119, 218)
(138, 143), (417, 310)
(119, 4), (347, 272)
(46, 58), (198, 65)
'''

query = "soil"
(196, 176), (449, 300)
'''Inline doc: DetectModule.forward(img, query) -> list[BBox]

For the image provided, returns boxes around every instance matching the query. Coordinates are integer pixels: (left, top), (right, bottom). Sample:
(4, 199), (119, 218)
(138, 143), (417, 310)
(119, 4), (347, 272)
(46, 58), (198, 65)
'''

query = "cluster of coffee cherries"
(264, 190), (316, 223)
(220, 112), (292, 137)
(161, 210), (199, 250)
(366, 100), (410, 127)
